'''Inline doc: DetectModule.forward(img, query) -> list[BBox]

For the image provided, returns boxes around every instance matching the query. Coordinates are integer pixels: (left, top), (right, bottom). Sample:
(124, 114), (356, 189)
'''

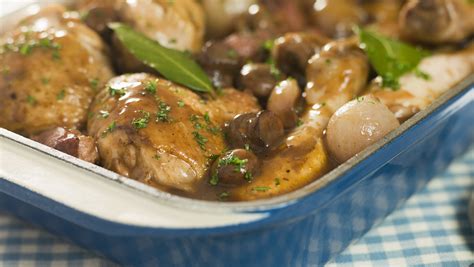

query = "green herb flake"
(26, 95), (36, 105)
(156, 100), (172, 122)
(101, 121), (117, 137)
(262, 39), (275, 52)
(357, 27), (430, 90)
(177, 100), (185, 107)
(132, 110), (151, 129)
(145, 79), (157, 94)
(218, 191), (230, 201)
(56, 89), (65, 100)
(109, 86), (127, 97)
(41, 77), (50, 85)
(296, 119), (303, 127)
(19, 43), (33, 55)
(209, 173), (219, 186)
(90, 78), (99, 90)
(193, 131), (208, 151)
(275, 178), (281, 186)
(226, 49), (238, 59)
(252, 186), (271, 192)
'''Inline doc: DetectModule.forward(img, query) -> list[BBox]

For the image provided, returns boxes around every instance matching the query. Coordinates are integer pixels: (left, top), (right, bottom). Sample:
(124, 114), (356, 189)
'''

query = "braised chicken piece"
(32, 127), (99, 163)
(231, 39), (370, 200)
(78, 0), (205, 72)
(0, 5), (114, 136)
(399, 0), (474, 44)
(369, 45), (474, 122)
(88, 73), (259, 193)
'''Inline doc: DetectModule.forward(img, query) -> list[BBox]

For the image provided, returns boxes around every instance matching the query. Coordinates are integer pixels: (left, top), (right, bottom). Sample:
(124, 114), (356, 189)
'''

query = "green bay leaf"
(110, 23), (213, 93)
(358, 28), (430, 89)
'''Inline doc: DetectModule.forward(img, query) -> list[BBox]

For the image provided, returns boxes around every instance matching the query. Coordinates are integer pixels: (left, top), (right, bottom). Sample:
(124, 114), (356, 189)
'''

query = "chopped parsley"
(41, 77), (50, 85)
(145, 80), (157, 94)
(274, 178), (281, 186)
(296, 119), (303, 127)
(209, 173), (219, 186)
(101, 121), (116, 137)
(156, 100), (172, 122)
(226, 49), (238, 59)
(177, 100), (185, 107)
(56, 89), (65, 100)
(132, 110), (150, 129)
(218, 191), (230, 201)
(26, 95), (36, 105)
(193, 131), (208, 151)
(108, 86), (127, 97)
(90, 78), (99, 90)
(252, 186), (271, 192)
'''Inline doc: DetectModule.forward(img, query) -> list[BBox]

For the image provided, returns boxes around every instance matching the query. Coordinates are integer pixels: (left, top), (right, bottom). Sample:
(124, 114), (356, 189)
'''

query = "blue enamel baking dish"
(0, 2), (473, 266)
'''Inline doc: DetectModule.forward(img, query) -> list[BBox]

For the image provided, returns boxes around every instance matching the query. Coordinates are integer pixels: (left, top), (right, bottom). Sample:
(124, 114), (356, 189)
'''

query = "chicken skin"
(88, 73), (259, 193)
(0, 5), (114, 136)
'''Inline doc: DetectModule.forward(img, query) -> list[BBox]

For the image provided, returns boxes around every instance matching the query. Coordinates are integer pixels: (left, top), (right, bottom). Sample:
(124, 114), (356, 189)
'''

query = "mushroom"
(267, 78), (301, 129)
(272, 32), (329, 80)
(238, 63), (280, 99)
(197, 41), (242, 89)
(210, 149), (260, 186)
(325, 95), (400, 163)
(225, 111), (285, 154)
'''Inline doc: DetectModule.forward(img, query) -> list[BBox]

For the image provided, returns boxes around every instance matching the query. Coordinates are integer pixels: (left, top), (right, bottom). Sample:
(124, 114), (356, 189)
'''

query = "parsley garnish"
(109, 86), (127, 97)
(145, 80), (157, 94)
(27, 95), (36, 105)
(252, 186), (271, 192)
(132, 110), (151, 129)
(193, 131), (208, 150)
(156, 100), (172, 122)
(102, 121), (116, 137)
(56, 89), (65, 100)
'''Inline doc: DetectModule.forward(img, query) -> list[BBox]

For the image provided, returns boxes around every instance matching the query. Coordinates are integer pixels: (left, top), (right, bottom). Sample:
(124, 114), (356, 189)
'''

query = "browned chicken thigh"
(88, 73), (259, 193)
(0, 5), (114, 136)
(78, 0), (205, 72)
(399, 0), (474, 44)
